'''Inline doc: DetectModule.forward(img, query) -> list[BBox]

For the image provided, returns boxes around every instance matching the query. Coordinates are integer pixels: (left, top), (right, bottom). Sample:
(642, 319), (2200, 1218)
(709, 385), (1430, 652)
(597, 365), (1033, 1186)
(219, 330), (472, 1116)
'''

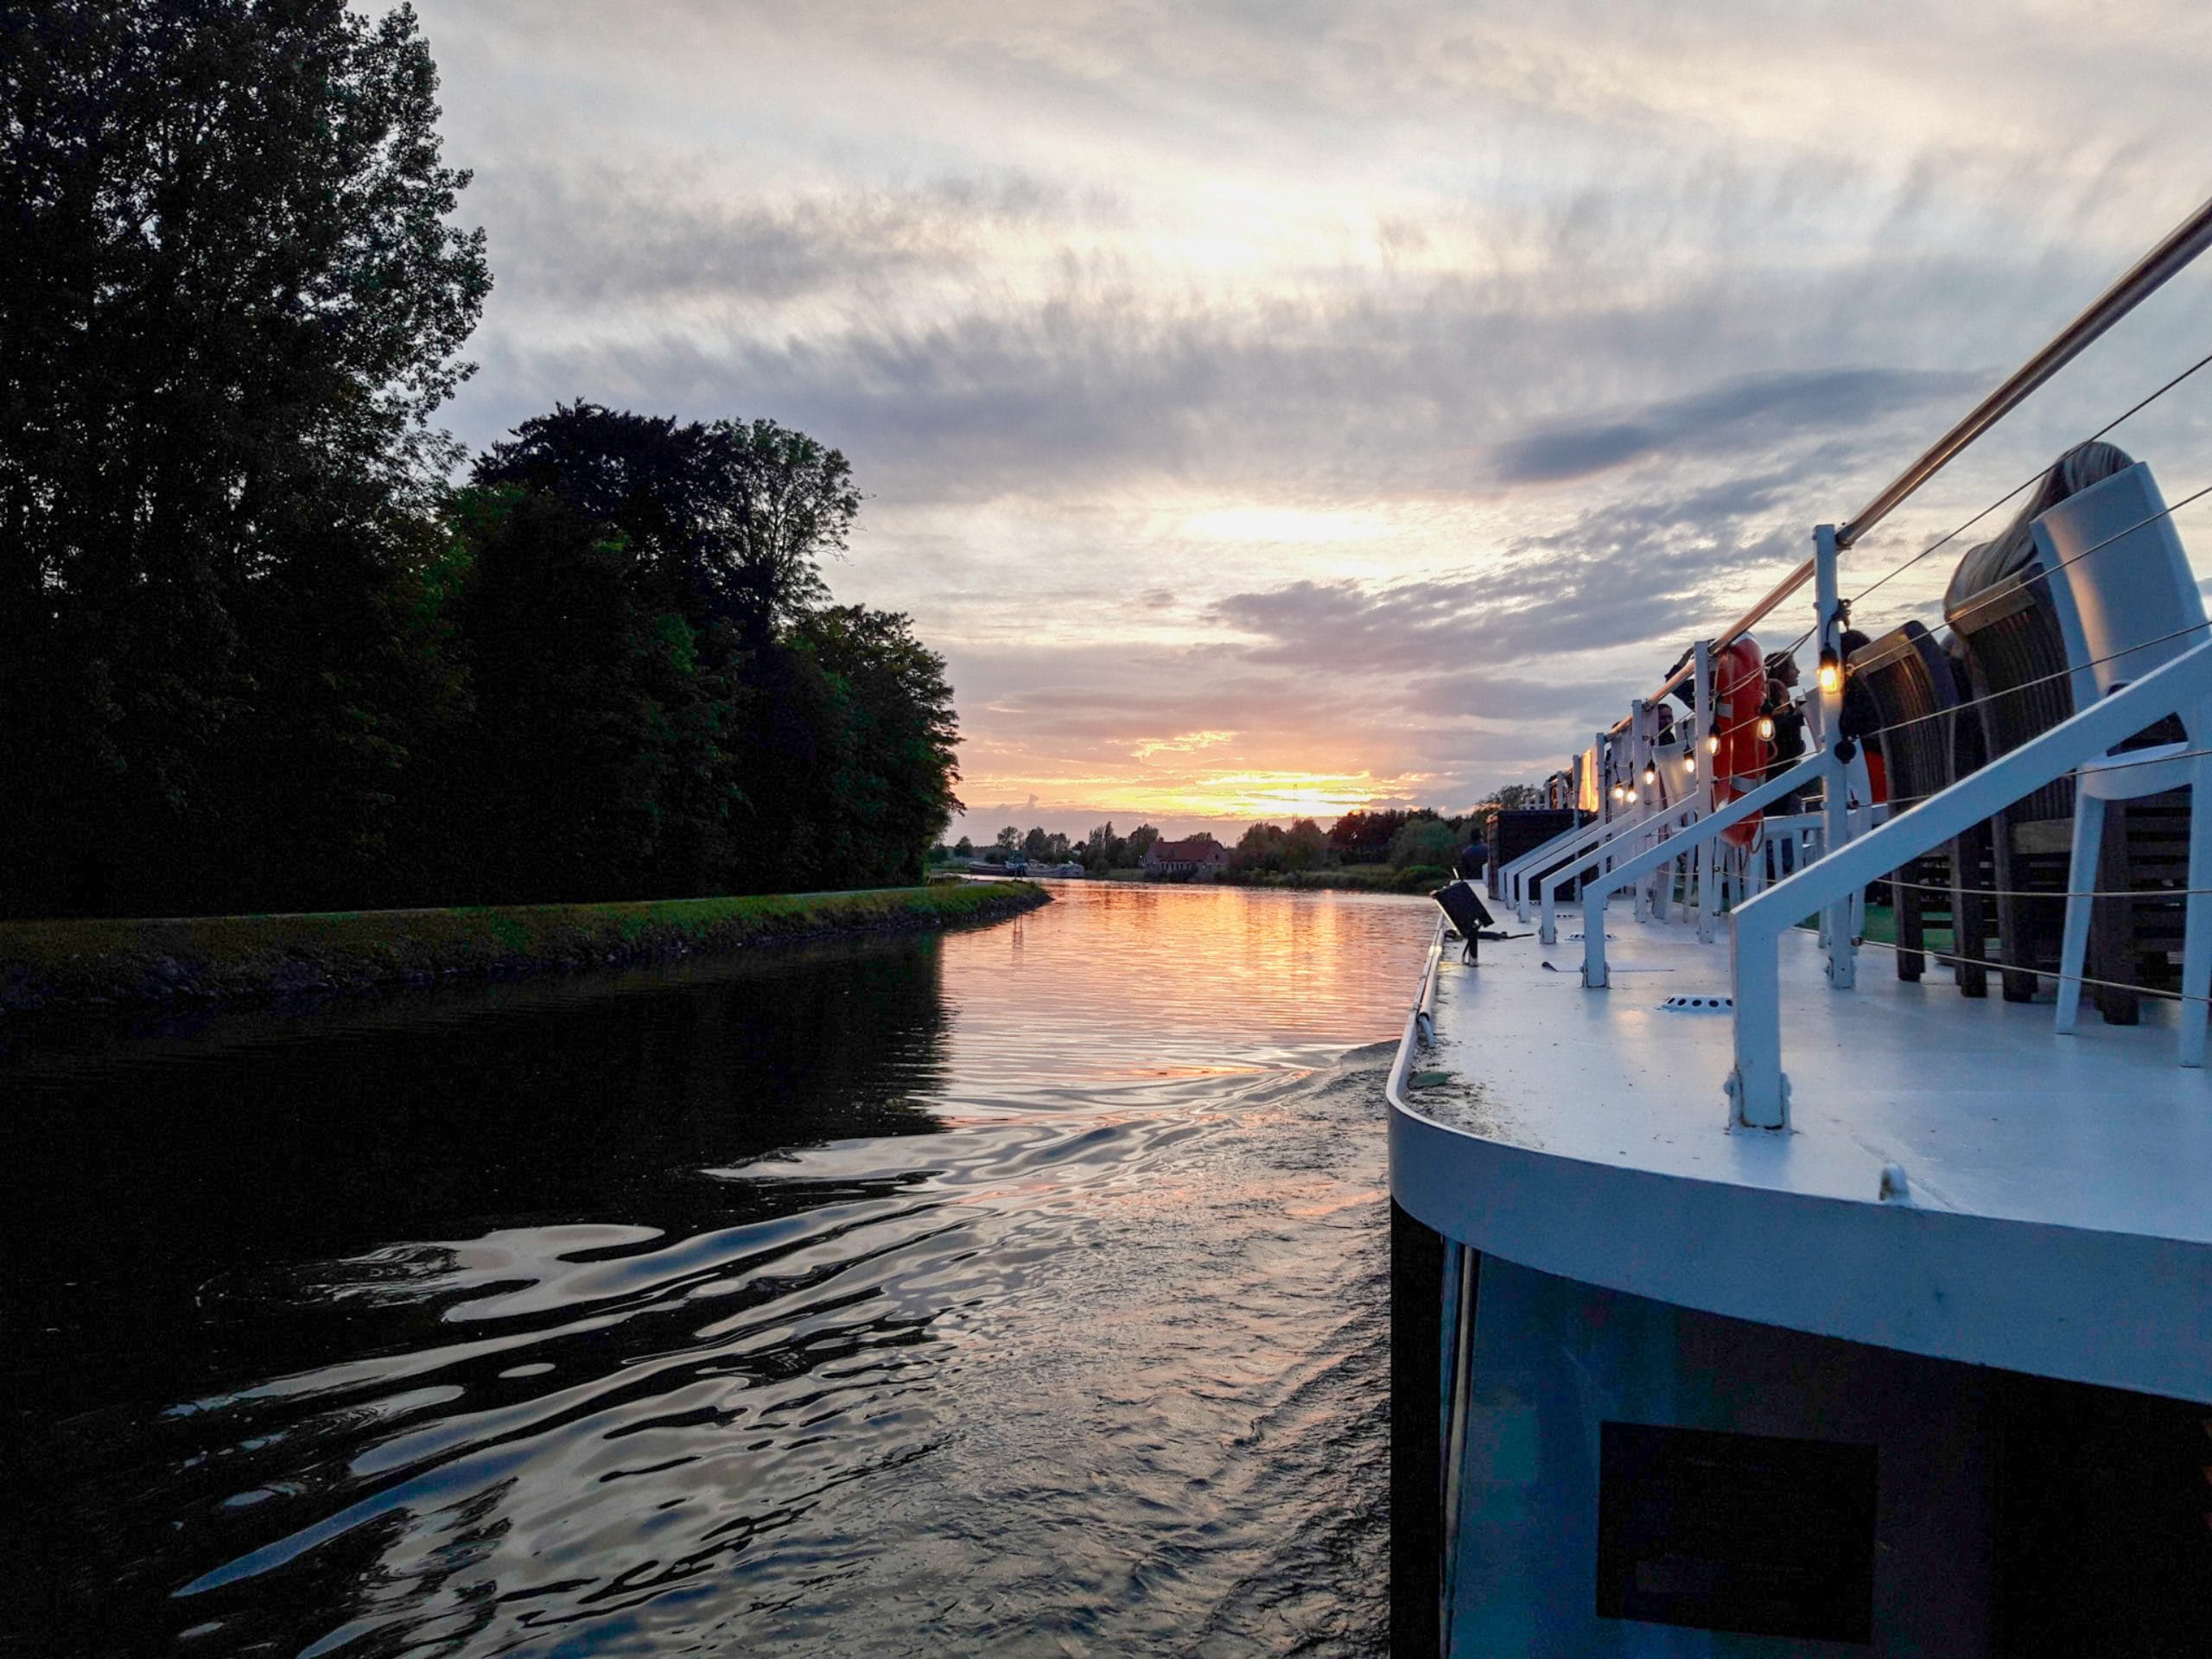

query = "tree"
(1128, 824), (1160, 864)
(1, 0), (491, 914)
(995, 826), (1021, 855)
(1389, 817), (1459, 870)
(1329, 809), (1409, 863)
(1021, 826), (1051, 861)
(1084, 821), (1126, 869)
(1283, 817), (1332, 872)
(1232, 822), (1287, 873)
(473, 403), (855, 645)
(954, 836), (974, 858)
(802, 605), (962, 884)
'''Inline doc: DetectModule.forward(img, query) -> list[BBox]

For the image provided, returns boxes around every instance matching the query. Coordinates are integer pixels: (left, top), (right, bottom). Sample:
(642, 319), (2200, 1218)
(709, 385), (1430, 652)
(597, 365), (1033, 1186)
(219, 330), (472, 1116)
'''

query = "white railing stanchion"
(1694, 639), (1717, 944)
(1728, 637), (2212, 1122)
(1813, 524), (1856, 988)
(1728, 918), (1788, 1128)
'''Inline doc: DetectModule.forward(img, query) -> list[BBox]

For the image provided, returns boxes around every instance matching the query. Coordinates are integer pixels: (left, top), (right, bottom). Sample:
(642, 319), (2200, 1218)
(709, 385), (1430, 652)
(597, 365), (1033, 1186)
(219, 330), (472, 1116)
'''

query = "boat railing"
(1507, 804), (1654, 923)
(1500, 813), (1606, 918)
(1610, 194), (2212, 729)
(1727, 634), (2212, 1128)
(1537, 798), (1703, 945)
(1580, 747), (1834, 987)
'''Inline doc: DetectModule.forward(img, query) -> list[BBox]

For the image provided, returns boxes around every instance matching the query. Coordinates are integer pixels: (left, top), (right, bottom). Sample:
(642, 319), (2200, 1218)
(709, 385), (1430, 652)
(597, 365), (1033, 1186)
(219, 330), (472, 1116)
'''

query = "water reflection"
(4, 883), (1431, 1655)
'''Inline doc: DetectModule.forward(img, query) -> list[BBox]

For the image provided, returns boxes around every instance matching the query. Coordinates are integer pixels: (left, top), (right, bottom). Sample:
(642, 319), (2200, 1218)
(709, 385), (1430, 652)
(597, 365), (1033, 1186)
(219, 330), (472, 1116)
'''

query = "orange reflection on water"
(934, 880), (1437, 1089)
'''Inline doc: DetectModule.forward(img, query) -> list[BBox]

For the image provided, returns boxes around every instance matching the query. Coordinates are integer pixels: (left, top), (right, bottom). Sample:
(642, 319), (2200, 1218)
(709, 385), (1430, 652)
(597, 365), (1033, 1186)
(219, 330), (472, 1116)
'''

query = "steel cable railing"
(1847, 933), (2212, 1007)
(1840, 344), (2212, 619)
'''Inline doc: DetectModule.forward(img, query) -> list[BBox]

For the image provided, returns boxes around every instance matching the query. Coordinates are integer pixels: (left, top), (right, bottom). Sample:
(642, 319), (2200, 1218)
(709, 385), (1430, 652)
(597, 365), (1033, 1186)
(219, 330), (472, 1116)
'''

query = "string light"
(1685, 753), (1696, 776)
(1706, 733), (1721, 756)
(1817, 645), (1842, 695)
(1757, 714), (1776, 741)
(1643, 760), (1657, 785)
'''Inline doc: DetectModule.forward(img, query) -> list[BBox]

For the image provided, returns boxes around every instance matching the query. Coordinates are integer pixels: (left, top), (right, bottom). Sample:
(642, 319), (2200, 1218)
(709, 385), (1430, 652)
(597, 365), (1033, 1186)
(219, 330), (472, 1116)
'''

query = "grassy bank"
(0, 881), (1051, 1013)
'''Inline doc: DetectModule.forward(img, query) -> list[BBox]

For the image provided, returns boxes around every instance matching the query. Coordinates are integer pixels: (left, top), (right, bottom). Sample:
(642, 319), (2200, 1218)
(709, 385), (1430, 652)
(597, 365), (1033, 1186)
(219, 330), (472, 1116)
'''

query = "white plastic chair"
(2038, 462), (2212, 1061)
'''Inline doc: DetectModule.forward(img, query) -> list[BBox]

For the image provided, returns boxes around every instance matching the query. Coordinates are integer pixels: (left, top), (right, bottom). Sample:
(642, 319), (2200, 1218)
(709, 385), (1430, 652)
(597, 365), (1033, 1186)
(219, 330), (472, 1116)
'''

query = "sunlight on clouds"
(419, 0), (2212, 833)
(1130, 729), (1237, 760)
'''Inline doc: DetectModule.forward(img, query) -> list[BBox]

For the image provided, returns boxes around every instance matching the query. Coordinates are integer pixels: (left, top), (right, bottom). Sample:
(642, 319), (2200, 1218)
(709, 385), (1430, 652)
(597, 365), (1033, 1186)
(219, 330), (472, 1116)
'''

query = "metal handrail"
(1498, 814), (1592, 912)
(1580, 747), (1833, 988)
(1503, 810), (1634, 918)
(1612, 192), (2212, 729)
(1727, 635), (2212, 1128)
(1839, 193), (2212, 548)
(1539, 798), (1701, 944)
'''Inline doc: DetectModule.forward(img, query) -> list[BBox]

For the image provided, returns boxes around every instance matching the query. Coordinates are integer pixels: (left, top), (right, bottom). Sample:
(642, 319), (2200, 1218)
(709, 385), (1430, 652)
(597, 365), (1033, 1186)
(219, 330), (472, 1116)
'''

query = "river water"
(4, 882), (1434, 1656)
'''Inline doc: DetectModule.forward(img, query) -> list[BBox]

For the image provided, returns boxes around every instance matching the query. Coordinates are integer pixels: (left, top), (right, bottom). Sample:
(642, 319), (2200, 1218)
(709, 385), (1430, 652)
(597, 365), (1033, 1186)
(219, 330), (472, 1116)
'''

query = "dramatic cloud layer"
(414, 0), (2212, 836)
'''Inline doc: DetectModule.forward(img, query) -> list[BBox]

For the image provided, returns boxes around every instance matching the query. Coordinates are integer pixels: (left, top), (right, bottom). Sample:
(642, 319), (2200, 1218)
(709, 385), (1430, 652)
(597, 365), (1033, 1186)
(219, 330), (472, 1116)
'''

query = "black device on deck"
(1431, 880), (1524, 963)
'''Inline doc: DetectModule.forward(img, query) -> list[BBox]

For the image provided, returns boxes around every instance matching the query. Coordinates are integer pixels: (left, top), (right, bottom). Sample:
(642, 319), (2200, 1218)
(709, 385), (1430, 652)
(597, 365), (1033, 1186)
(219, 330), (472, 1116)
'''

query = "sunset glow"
(414, 0), (2212, 842)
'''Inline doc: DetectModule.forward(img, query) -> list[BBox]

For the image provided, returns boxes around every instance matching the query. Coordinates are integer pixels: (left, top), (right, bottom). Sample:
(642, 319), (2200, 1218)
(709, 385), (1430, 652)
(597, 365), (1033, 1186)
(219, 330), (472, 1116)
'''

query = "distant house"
(1144, 833), (1229, 876)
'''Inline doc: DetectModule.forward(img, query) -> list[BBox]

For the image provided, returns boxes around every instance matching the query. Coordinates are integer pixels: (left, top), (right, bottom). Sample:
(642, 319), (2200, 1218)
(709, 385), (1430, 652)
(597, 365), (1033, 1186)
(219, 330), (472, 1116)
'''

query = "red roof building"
(1144, 833), (1229, 875)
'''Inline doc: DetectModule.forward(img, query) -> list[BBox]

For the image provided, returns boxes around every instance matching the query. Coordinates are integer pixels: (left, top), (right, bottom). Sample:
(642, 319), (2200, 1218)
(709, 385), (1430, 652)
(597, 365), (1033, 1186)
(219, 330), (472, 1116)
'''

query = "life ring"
(1708, 639), (1772, 849)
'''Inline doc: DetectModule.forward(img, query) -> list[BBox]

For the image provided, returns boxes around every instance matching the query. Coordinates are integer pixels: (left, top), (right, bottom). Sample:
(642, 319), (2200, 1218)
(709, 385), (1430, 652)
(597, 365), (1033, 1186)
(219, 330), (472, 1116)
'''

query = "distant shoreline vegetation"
(936, 794), (1542, 886)
(1, 4), (960, 922)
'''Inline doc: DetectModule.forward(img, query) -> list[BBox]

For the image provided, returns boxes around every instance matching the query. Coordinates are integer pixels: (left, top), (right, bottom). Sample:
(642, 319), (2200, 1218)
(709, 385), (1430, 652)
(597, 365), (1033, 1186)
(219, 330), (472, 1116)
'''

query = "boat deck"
(1389, 915), (2212, 1402)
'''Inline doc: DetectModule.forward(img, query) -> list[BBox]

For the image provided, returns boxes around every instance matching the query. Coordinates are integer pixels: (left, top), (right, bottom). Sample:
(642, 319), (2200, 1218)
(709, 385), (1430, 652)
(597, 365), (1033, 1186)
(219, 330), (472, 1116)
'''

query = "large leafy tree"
(0, 0), (488, 912)
(473, 404), (858, 646)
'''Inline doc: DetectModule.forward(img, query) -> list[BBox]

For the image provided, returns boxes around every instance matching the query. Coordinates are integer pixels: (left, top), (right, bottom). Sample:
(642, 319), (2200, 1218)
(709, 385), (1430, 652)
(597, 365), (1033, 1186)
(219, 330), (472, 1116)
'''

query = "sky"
(409, 0), (2212, 842)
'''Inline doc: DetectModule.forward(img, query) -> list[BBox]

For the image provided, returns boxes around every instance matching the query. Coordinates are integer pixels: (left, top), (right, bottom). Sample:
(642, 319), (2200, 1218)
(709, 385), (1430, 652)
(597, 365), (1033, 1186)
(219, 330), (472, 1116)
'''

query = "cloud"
(1483, 367), (1987, 485)
(406, 0), (2212, 832)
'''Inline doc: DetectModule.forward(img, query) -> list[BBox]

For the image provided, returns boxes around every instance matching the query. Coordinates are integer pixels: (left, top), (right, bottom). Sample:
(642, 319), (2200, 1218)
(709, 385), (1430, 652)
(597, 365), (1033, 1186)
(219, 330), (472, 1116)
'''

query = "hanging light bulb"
(1817, 645), (1842, 695)
(1757, 714), (1776, 741)
(1643, 760), (1657, 785)
(1685, 753), (1696, 776)
(1706, 732), (1721, 756)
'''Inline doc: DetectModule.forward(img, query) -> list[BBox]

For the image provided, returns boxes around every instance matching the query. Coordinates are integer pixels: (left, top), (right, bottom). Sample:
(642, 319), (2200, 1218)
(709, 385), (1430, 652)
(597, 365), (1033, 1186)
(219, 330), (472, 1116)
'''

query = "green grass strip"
(0, 882), (1051, 1012)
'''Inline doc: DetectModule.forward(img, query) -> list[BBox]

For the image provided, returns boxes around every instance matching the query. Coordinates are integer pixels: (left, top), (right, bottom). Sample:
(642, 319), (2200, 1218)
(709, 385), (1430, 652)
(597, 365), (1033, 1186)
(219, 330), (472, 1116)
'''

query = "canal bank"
(0, 880), (1050, 1013)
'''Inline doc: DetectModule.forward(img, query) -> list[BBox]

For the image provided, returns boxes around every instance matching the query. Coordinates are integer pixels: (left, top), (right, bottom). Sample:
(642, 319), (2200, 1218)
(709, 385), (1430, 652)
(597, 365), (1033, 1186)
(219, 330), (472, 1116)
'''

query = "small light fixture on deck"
(1706, 732), (1721, 756)
(1757, 714), (1776, 741)
(1643, 760), (1657, 785)
(1817, 645), (1842, 695)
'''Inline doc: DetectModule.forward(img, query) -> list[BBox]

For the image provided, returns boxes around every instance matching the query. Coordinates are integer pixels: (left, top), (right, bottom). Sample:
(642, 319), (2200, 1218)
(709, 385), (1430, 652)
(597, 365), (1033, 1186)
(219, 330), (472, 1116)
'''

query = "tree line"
(946, 823), (1162, 871)
(0, 1), (959, 918)
(937, 790), (1545, 879)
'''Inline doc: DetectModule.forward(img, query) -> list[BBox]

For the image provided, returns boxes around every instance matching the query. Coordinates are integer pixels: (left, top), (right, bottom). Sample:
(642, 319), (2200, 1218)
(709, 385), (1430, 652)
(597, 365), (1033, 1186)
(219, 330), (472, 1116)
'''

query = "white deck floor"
(1390, 916), (2212, 1402)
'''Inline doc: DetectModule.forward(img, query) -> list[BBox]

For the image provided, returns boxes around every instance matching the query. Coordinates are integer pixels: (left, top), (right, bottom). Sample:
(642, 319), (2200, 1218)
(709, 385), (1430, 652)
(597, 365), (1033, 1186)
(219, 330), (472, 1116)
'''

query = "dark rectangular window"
(1597, 1421), (1877, 1643)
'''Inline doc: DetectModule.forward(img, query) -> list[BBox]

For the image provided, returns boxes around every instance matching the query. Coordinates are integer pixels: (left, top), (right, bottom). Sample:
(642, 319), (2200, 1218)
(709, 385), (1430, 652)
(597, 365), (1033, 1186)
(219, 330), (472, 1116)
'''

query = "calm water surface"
(3, 882), (1433, 1656)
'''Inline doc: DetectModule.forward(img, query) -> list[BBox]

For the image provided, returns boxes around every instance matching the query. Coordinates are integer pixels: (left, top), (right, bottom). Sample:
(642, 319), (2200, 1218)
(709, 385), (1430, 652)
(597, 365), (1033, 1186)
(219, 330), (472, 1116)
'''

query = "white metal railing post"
(1813, 524), (1856, 988)
(1727, 637), (2212, 1121)
(1694, 639), (1716, 943)
(1628, 701), (1649, 918)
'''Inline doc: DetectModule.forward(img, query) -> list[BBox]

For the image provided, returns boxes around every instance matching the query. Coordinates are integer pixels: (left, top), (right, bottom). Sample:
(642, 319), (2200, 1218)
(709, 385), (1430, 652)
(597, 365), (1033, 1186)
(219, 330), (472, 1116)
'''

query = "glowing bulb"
(1685, 754), (1696, 776)
(1706, 732), (1721, 756)
(1643, 760), (1657, 785)
(1757, 715), (1776, 741)
(1817, 646), (1842, 695)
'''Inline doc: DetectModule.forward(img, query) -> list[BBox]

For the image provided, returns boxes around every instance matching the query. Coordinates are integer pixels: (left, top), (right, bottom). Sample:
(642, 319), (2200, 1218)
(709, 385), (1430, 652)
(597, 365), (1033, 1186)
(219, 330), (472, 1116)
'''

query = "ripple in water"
(3, 883), (1433, 1654)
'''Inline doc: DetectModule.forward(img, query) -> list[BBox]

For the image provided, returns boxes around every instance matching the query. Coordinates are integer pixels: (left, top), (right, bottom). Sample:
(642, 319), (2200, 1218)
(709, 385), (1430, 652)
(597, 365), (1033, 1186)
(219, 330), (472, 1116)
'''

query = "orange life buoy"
(1708, 639), (1772, 849)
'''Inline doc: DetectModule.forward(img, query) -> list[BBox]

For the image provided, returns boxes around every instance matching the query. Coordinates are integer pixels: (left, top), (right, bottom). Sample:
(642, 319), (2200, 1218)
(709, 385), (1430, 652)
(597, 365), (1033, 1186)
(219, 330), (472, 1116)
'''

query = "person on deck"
(1456, 837), (1490, 887)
